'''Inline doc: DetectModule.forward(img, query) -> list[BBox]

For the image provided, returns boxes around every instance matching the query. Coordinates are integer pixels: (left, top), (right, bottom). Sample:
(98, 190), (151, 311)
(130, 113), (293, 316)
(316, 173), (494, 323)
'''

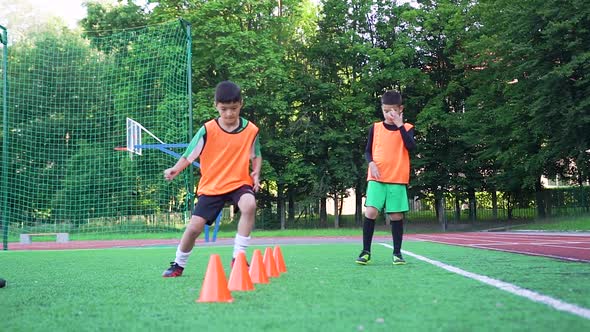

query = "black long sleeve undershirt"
(365, 122), (416, 163)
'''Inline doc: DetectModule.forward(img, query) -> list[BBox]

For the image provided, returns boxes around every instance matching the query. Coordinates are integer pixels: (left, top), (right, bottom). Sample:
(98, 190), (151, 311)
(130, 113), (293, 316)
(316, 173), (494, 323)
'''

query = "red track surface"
(4, 236), (389, 251)
(5, 232), (590, 263)
(411, 232), (590, 262)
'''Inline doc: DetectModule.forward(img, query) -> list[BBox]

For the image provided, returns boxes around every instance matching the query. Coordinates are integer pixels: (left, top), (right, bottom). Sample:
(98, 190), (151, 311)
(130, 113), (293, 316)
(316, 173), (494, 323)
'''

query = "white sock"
(174, 247), (192, 268)
(233, 234), (251, 258)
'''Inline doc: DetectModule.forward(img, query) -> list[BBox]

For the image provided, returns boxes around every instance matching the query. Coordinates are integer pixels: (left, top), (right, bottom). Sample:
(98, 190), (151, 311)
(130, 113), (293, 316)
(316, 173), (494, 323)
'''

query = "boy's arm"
(399, 126), (416, 151)
(251, 156), (262, 192)
(365, 125), (374, 163)
(365, 125), (380, 180)
(250, 134), (262, 192)
(392, 110), (416, 151)
(163, 125), (206, 181)
(164, 158), (191, 181)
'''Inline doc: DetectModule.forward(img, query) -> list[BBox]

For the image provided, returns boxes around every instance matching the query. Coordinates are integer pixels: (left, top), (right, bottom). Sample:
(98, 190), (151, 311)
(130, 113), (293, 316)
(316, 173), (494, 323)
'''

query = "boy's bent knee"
(238, 194), (256, 212)
(187, 216), (206, 232)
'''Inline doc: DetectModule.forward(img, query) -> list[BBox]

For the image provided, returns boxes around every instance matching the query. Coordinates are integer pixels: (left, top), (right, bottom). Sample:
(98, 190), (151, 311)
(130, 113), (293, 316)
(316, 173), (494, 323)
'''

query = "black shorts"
(192, 185), (255, 225)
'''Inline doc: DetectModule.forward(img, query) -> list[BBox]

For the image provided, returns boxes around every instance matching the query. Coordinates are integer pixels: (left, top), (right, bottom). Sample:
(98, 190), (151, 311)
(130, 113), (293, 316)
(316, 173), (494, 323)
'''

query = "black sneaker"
(355, 250), (371, 265)
(392, 254), (406, 265)
(162, 262), (184, 277)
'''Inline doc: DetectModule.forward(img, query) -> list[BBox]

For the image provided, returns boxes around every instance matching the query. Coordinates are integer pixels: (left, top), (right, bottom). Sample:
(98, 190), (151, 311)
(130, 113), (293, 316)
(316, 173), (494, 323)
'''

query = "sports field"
(1, 238), (589, 331)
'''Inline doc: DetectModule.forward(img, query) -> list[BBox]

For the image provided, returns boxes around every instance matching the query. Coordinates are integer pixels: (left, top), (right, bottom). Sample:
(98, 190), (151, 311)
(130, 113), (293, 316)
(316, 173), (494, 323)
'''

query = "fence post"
(1, 25), (9, 251)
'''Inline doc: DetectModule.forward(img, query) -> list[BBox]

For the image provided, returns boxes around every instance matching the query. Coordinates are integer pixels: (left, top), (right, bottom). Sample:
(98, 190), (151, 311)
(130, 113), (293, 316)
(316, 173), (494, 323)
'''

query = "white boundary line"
(379, 243), (590, 320)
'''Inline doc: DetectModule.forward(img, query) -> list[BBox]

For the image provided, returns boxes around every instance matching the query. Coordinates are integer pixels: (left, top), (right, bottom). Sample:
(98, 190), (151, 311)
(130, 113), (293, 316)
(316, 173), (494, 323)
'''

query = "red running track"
(3, 236), (390, 251)
(411, 232), (590, 263)
(5, 233), (590, 263)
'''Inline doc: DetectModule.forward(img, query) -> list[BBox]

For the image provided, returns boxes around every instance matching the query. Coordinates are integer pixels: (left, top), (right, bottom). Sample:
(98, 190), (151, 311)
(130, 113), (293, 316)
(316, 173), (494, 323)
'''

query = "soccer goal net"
(1, 20), (193, 246)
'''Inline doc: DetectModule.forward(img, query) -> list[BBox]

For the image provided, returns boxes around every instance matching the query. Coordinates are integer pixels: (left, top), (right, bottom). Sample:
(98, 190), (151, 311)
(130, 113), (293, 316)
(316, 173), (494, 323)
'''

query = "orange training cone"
(197, 254), (234, 303)
(263, 247), (280, 278)
(228, 252), (254, 291)
(249, 249), (269, 284)
(273, 245), (287, 274)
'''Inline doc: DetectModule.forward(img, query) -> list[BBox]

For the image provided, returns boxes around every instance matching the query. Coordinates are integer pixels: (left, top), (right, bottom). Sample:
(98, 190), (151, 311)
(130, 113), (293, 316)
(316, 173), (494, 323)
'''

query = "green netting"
(1, 20), (192, 245)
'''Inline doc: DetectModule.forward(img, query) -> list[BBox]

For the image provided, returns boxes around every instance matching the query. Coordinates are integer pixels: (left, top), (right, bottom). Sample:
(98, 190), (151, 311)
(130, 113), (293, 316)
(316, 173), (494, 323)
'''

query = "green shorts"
(365, 181), (409, 213)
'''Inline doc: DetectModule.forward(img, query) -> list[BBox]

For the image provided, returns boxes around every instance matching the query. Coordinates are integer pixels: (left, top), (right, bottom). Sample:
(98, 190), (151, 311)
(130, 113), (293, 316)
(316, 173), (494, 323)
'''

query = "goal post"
(1, 24), (9, 250)
(1, 19), (195, 248)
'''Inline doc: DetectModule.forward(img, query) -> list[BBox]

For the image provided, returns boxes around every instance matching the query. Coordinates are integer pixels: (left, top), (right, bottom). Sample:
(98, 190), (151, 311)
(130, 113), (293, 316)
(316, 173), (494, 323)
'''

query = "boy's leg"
(389, 213), (404, 257)
(177, 215), (207, 263)
(162, 216), (207, 277)
(385, 184), (409, 265)
(233, 187), (256, 259)
(163, 195), (224, 277)
(362, 207), (378, 253)
(357, 181), (385, 264)
(355, 207), (378, 265)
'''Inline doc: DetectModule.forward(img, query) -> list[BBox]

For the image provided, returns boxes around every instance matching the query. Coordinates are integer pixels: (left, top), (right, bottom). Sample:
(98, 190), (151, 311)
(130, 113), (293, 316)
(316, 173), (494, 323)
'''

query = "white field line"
(379, 243), (590, 320)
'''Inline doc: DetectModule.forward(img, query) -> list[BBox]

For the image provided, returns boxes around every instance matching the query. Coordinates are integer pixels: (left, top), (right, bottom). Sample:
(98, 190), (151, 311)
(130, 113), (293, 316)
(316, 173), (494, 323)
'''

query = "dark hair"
(381, 90), (402, 105)
(215, 81), (242, 103)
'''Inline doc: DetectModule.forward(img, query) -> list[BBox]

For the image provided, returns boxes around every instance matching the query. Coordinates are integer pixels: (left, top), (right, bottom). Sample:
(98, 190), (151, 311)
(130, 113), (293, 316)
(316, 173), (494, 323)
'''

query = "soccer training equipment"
(0, 20), (193, 249)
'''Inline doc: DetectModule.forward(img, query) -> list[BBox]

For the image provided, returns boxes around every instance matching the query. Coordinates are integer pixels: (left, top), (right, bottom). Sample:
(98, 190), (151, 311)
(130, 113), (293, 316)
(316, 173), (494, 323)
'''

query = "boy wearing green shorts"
(356, 90), (416, 265)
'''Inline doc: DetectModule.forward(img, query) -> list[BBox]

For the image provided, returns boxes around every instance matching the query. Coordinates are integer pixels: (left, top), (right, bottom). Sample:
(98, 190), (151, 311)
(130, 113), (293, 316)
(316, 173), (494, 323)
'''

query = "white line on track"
(379, 243), (590, 320)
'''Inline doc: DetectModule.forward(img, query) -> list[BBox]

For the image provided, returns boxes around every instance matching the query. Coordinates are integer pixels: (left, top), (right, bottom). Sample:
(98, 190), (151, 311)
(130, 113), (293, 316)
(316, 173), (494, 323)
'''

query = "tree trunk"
(437, 195), (447, 231)
(506, 192), (513, 220)
(287, 189), (295, 225)
(468, 189), (476, 222)
(491, 190), (498, 220)
(320, 197), (327, 227)
(535, 178), (546, 219)
(333, 195), (339, 228)
(278, 183), (286, 230)
(454, 195), (461, 222)
(355, 187), (363, 226)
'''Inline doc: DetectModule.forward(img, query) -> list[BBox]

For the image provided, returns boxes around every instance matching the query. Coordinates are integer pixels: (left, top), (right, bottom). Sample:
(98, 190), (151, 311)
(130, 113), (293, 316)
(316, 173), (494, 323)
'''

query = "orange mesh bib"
(367, 122), (413, 184)
(197, 120), (259, 195)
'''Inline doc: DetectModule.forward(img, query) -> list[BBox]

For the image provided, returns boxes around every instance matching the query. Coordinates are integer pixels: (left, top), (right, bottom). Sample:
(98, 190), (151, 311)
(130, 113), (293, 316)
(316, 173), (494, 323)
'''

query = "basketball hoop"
(114, 117), (200, 167)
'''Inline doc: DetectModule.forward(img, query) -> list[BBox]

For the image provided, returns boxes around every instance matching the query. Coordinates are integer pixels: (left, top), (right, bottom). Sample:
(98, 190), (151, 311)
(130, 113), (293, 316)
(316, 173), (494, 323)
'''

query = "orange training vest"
(367, 122), (413, 184)
(197, 119), (259, 195)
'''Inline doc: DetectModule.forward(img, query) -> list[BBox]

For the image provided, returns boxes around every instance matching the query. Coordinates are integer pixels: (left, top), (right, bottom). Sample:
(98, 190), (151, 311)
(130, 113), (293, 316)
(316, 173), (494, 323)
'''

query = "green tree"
(465, 0), (590, 218)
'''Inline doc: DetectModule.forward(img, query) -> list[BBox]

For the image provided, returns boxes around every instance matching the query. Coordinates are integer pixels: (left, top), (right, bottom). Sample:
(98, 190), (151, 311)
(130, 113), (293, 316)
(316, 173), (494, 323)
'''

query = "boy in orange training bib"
(356, 90), (416, 266)
(162, 81), (262, 277)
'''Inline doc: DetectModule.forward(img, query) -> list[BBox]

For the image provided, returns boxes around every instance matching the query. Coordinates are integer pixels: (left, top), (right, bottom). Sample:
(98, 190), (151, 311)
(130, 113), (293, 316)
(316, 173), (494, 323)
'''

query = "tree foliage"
(2, 0), (589, 229)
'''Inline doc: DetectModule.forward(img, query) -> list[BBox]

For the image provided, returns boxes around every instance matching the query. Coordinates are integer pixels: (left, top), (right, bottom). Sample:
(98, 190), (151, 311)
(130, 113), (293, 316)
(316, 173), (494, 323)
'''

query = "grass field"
(1, 241), (589, 331)
(511, 216), (590, 231)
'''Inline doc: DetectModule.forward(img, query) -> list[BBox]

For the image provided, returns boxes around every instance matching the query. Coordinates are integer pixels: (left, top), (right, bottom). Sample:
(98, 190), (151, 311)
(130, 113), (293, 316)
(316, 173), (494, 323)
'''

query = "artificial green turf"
(512, 216), (590, 231)
(0, 242), (589, 331)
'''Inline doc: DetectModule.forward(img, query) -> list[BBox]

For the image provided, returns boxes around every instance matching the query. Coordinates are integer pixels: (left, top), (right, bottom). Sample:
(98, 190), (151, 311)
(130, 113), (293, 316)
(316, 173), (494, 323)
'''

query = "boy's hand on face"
(369, 162), (380, 180)
(391, 111), (404, 127)
(382, 105), (404, 127)
(250, 170), (260, 192)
